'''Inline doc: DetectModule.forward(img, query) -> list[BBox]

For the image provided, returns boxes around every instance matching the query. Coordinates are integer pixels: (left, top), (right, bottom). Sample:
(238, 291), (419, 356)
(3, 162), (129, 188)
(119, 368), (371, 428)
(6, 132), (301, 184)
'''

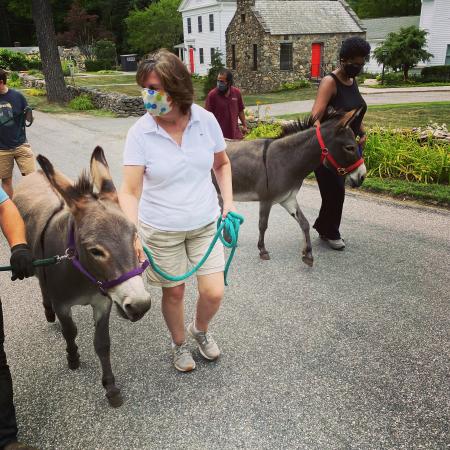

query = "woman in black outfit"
(311, 37), (371, 250)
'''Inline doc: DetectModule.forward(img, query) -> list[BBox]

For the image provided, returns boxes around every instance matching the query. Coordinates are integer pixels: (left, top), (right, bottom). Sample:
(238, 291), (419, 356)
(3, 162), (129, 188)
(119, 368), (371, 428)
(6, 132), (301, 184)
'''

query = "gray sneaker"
(188, 322), (221, 360)
(172, 342), (196, 372)
(320, 236), (346, 250)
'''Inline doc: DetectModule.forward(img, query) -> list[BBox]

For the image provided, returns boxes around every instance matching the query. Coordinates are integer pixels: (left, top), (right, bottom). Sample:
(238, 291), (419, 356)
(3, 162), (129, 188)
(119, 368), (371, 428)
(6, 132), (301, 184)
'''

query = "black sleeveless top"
(328, 73), (366, 136)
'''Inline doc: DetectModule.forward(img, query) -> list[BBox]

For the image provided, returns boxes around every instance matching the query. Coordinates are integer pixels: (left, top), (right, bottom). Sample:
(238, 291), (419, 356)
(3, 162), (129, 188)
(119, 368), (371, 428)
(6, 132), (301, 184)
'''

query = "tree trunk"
(32, 0), (69, 103)
(403, 65), (409, 81)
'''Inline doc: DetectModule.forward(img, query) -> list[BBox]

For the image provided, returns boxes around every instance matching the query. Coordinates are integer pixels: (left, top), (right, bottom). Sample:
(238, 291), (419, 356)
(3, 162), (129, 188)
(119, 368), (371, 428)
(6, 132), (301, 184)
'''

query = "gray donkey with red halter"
(13, 147), (151, 408)
(217, 108), (366, 265)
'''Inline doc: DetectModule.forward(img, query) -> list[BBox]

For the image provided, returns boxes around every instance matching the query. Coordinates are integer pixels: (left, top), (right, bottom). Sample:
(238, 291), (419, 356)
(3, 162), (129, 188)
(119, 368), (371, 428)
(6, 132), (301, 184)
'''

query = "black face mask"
(217, 81), (228, 94)
(343, 63), (363, 78)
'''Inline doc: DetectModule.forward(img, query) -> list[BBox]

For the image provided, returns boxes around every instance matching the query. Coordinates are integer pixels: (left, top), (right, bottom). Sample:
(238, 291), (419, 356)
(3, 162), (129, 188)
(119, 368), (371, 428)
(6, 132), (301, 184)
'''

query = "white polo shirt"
(123, 104), (226, 231)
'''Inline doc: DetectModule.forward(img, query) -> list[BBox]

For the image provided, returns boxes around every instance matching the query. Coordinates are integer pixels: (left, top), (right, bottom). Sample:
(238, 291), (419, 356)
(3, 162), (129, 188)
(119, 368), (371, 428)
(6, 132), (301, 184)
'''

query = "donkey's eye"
(89, 247), (106, 258)
(345, 145), (357, 153)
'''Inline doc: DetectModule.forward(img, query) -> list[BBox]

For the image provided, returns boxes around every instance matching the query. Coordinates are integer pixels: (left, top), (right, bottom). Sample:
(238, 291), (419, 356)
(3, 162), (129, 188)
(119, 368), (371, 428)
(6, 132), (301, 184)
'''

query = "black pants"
(313, 164), (346, 240)
(0, 299), (18, 449)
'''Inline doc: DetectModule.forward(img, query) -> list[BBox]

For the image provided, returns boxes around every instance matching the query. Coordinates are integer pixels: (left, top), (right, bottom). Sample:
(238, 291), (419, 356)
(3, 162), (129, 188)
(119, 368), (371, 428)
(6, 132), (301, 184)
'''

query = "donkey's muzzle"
(123, 296), (151, 322)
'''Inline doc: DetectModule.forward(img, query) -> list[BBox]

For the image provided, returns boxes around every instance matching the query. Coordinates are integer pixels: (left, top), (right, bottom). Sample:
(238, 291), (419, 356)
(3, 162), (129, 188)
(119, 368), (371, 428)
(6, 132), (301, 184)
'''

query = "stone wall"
(19, 73), (145, 117)
(226, 1), (365, 93)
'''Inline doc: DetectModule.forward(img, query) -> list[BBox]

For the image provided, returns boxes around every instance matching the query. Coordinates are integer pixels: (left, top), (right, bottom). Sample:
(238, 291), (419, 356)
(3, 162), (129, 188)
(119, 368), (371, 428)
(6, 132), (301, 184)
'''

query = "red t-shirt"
(205, 86), (245, 140)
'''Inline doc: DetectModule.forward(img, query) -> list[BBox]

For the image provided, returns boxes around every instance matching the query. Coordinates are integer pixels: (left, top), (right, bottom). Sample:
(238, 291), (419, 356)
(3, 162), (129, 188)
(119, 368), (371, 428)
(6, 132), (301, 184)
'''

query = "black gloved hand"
(10, 244), (35, 281)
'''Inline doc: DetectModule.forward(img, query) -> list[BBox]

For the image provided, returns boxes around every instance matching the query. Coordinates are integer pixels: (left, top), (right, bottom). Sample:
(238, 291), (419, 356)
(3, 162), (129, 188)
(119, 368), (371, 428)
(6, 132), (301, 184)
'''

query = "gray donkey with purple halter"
(215, 108), (367, 266)
(13, 147), (151, 408)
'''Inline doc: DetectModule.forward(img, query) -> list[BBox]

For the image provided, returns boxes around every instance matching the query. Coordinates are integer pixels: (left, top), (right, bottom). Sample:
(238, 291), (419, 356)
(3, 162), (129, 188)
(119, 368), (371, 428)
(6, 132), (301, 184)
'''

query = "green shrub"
(96, 70), (118, 75)
(61, 60), (73, 76)
(27, 69), (44, 78)
(85, 59), (114, 72)
(0, 49), (29, 70)
(364, 128), (449, 184)
(278, 79), (311, 91)
(27, 88), (46, 97)
(94, 40), (117, 67)
(244, 123), (282, 140)
(421, 65), (450, 82)
(69, 94), (95, 110)
(7, 71), (21, 87)
(27, 56), (42, 70)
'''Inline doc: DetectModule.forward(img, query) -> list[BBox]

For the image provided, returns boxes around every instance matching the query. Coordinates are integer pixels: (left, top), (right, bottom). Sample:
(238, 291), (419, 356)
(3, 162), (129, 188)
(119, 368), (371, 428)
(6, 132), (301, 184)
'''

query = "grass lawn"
(358, 177), (450, 207)
(366, 81), (450, 89)
(277, 102), (450, 128)
(65, 74), (318, 106)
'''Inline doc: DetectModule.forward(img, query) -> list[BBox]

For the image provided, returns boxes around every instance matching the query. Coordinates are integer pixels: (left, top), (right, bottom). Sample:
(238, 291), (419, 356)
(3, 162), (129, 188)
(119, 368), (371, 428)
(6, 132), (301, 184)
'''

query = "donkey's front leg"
(54, 305), (80, 370)
(258, 201), (273, 260)
(280, 191), (313, 267)
(92, 298), (123, 408)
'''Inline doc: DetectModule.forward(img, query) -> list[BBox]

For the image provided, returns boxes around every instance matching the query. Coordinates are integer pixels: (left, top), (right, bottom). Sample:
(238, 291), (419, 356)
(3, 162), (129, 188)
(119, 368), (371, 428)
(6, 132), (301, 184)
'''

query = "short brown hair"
(136, 49), (194, 115)
(0, 69), (7, 85)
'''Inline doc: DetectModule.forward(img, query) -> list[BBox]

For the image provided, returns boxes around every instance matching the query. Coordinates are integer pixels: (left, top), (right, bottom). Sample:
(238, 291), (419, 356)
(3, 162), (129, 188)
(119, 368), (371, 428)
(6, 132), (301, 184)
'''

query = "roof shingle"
(252, 0), (364, 35)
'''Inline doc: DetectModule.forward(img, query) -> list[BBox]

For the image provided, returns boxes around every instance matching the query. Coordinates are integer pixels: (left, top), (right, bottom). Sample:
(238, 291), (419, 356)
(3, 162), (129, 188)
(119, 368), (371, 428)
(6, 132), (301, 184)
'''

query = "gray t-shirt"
(0, 88), (28, 150)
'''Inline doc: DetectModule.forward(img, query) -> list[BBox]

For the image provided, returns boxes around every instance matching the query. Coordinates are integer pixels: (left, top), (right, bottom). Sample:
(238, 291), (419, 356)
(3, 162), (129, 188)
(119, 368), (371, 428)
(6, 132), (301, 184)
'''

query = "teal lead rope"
(0, 212), (244, 285)
(143, 212), (244, 286)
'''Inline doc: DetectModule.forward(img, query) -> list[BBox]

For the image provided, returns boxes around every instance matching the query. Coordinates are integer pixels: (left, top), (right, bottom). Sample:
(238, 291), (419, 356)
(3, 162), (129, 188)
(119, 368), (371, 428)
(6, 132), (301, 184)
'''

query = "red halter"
(315, 125), (365, 176)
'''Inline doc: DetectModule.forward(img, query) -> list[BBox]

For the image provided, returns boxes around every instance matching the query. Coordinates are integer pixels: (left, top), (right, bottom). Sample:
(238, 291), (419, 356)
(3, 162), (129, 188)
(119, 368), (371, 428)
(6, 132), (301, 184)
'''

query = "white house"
(420, 0), (450, 66)
(362, 16), (420, 73)
(177, 0), (237, 75)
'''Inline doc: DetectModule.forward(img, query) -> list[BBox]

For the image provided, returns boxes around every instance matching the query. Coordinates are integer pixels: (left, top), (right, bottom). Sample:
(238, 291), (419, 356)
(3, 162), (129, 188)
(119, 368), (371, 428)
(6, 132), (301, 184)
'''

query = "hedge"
(85, 59), (115, 72)
(421, 65), (450, 82)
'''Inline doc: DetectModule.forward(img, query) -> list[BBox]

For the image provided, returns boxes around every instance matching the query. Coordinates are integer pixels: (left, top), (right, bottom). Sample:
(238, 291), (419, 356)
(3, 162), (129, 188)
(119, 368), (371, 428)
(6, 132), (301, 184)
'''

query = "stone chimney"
(236, 0), (255, 11)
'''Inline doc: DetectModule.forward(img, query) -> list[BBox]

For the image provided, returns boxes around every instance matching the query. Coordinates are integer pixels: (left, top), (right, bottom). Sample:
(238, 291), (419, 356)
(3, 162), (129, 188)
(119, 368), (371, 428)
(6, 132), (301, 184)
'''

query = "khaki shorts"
(139, 220), (225, 288)
(0, 143), (36, 179)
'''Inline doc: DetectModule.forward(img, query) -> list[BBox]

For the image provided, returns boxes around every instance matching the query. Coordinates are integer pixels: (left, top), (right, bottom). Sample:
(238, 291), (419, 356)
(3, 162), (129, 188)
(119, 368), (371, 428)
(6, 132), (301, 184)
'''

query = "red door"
(311, 43), (322, 78)
(189, 48), (195, 73)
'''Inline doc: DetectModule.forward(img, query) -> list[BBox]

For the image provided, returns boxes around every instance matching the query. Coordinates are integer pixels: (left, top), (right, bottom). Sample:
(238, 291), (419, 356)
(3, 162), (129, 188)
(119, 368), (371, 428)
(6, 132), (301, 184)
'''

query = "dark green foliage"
(126, 0), (182, 54)
(374, 26), (432, 80)
(421, 65), (450, 82)
(347, 0), (421, 19)
(0, 48), (29, 70)
(94, 39), (117, 63)
(203, 50), (224, 97)
(85, 59), (114, 71)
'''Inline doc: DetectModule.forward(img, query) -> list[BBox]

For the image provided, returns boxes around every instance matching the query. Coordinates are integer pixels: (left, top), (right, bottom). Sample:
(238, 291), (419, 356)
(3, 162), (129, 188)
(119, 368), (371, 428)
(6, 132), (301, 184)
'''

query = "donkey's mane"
(73, 170), (95, 196)
(278, 109), (346, 138)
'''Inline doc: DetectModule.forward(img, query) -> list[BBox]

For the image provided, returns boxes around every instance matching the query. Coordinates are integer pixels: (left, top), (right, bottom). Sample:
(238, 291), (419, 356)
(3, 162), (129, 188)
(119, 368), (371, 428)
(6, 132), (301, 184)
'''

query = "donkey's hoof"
(107, 390), (123, 408)
(44, 308), (56, 323)
(302, 254), (314, 267)
(67, 356), (80, 370)
(259, 251), (270, 261)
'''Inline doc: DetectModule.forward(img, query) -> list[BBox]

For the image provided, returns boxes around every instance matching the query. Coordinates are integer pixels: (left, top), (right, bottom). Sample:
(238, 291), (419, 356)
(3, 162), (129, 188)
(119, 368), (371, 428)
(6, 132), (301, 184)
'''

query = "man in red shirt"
(205, 69), (248, 140)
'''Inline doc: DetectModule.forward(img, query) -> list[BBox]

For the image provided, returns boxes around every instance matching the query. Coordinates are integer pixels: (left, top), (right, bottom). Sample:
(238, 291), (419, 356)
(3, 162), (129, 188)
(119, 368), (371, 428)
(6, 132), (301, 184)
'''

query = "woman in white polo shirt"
(119, 50), (234, 372)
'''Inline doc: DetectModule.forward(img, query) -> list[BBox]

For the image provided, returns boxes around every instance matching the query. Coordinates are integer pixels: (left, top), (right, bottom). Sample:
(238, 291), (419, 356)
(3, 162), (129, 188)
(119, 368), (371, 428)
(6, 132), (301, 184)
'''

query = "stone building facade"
(226, 0), (366, 93)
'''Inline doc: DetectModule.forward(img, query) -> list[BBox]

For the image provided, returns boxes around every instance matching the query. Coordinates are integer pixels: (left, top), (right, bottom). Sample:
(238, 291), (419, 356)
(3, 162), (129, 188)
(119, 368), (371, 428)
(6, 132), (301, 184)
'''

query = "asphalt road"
(1, 112), (449, 450)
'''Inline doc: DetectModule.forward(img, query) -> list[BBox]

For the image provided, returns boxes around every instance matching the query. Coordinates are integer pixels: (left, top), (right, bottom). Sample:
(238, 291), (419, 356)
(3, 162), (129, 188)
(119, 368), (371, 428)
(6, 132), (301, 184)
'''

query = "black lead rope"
(262, 139), (272, 194)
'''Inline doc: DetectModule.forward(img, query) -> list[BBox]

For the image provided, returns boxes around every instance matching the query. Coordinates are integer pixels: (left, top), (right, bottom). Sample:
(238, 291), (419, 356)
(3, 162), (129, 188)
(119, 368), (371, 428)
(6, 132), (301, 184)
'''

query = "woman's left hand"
(222, 202), (237, 219)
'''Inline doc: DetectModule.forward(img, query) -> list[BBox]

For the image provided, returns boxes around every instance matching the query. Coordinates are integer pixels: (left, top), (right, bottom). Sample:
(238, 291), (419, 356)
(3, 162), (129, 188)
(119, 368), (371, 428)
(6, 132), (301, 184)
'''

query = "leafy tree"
(125, 0), (183, 54)
(374, 26), (432, 81)
(56, 0), (113, 58)
(204, 50), (224, 96)
(94, 39), (117, 65)
(348, 0), (421, 18)
(31, 0), (69, 103)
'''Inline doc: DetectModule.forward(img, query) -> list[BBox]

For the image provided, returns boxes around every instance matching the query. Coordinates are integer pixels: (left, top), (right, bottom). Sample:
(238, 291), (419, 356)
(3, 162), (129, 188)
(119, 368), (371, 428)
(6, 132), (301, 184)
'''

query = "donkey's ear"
(339, 107), (363, 129)
(37, 155), (83, 209)
(90, 146), (118, 203)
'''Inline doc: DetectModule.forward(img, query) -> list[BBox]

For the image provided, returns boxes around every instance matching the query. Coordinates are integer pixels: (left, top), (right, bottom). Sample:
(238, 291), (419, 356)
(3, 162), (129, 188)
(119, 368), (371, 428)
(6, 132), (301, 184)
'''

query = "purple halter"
(67, 224), (149, 296)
